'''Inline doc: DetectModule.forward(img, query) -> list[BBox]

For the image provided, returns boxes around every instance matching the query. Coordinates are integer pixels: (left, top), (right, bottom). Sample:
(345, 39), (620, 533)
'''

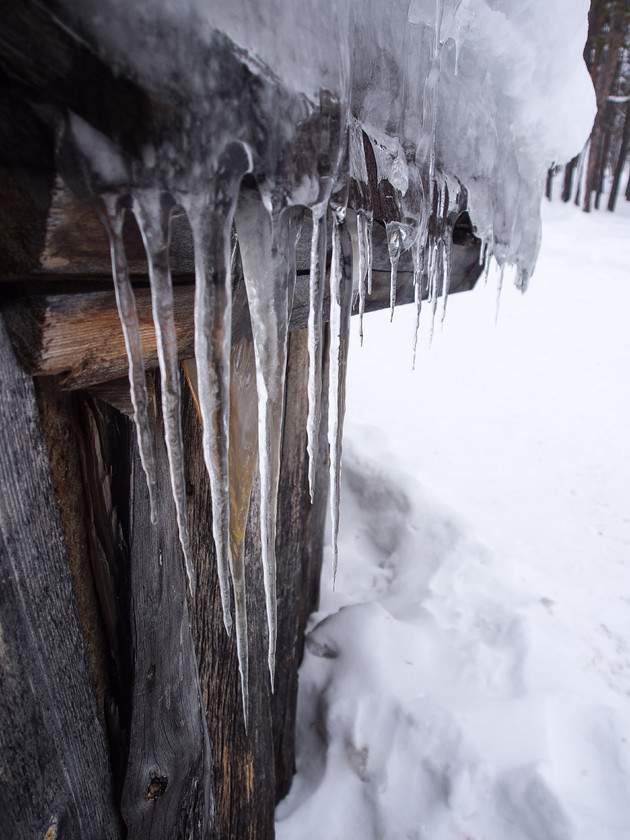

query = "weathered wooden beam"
(120, 394), (215, 838)
(69, 326), (329, 838)
(2, 226), (481, 390)
(0, 314), (121, 840)
(76, 385), (215, 838)
(182, 326), (330, 836)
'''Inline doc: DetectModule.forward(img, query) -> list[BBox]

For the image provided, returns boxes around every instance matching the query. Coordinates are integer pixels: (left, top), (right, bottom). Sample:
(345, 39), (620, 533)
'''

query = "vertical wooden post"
(0, 315), (121, 840)
(182, 326), (329, 838)
(79, 386), (215, 839)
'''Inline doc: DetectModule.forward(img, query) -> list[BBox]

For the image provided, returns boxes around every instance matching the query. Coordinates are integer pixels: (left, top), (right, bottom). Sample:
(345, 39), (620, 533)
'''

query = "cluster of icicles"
(79, 146), (464, 724)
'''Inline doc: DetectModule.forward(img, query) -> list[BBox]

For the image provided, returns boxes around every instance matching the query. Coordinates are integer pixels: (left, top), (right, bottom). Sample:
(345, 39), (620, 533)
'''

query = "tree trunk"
(594, 127), (611, 209)
(562, 156), (578, 202)
(545, 167), (554, 200)
(582, 5), (626, 212)
(608, 101), (630, 211)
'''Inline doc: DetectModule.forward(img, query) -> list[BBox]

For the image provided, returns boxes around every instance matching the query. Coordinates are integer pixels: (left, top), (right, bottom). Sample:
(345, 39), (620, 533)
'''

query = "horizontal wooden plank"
(2, 229), (480, 391)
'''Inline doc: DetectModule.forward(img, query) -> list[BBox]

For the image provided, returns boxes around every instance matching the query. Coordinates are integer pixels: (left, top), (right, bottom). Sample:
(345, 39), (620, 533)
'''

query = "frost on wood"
(54, 0), (594, 705)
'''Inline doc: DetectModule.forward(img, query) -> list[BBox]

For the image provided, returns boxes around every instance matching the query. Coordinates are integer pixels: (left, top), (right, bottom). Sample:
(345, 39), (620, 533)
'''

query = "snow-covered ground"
(276, 199), (630, 840)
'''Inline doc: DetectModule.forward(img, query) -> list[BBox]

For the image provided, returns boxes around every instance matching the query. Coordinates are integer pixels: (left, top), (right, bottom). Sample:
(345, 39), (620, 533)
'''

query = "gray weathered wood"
(2, 221), (481, 391)
(181, 326), (330, 837)
(122, 389), (215, 838)
(0, 314), (121, 840)
(78, 388), (215, 839)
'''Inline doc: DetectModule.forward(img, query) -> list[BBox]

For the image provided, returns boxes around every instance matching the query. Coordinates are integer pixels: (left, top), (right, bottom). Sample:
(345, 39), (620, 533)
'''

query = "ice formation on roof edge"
(55, 0), (595, 716)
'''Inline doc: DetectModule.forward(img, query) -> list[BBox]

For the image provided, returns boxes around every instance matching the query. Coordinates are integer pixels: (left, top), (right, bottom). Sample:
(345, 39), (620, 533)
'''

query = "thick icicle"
(98, 195), (159, 523)
(228, 337), (258, 726)
(234, 190), (297, 683)
(182, 336), (257, 725)
(386, 222), (403, 320)
(180, 143), (251, 633)
(306, 205), (327, 503)
(133, 189), (194, 591)
(356, 212), (368, 344)
(366, 214), (374, 296)
(328, 215), (353, 586)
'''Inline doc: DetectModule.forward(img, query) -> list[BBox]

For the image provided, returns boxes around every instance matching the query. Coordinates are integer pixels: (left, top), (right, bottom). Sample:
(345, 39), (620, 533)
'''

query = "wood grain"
(0, 314), (121, 840)
(2, 227), (481, 390)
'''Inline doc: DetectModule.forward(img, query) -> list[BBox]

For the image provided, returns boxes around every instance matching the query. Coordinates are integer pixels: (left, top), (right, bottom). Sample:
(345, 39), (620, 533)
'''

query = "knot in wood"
(146, 775), (168, 801)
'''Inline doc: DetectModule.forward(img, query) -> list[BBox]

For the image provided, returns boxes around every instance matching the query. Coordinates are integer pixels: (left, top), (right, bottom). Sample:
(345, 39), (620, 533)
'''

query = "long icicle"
(429, 240), (442, 343)
(386, 222), (402, 320)
(228, 336), (258, 726)
(133, 189), (194, 591)
(234, 190), (295, 684)
(440, 184), (452, 325)
(366, 214), (374, 296)
(411, 234), (425, 369)
(356, 212), (368, 344)
(98, 194), (159, 523)
(328, 214), (354, 587)
(181, 337), (256, 724)
(184, 193), (236, 634)
(306, 205), (327, 503)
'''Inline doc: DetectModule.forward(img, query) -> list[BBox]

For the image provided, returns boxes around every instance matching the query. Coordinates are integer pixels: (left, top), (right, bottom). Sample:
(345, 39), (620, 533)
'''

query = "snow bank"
(277, 203), (630, 840)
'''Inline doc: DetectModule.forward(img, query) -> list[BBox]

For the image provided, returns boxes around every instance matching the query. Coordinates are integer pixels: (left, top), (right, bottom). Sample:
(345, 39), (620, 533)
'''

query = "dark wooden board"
(76, 386), (215, 839)
(0, 314), (121, 840)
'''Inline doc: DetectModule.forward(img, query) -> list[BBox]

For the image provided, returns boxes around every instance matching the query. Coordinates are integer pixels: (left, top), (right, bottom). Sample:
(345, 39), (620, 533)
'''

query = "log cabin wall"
(0, 2), (482, 838)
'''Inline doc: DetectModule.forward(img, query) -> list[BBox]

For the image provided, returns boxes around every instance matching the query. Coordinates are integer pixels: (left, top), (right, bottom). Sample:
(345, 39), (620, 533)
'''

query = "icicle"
(179, 143), (251, 630)
(366, 214), (374, 296)
(440, 187), (452, 326)
(328, 215), (353, 587)
(182, 339), (256, 725)
(411, 235), (424, 369)
(515, 267), (530, 293)
(228, 336), (258, 726)
(97, 195), (159, 523)
(185, 199), (232, 631)
(483, 240), (493, 284)
(429, 241), (441, 344)
(386, 222), (403, 320)
(356, 212), (368, 343)
(180, 211), (232, 626)
(234, 190), (296, 684)
(440, 235), (452, 325)
(478, 236), (487, 267)
(306, 204), (327, 503)
(133, 189), (194, 592)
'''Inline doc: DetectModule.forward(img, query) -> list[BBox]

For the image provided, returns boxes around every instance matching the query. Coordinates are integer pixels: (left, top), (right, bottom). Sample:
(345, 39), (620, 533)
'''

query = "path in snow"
(276, 200), (630, 840)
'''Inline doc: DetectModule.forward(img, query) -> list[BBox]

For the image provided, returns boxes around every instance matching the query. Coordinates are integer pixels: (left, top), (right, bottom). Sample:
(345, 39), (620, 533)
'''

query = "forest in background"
(549, 0), (630, 210)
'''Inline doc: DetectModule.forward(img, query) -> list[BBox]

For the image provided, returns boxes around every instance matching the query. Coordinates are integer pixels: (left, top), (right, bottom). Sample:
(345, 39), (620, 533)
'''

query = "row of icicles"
(95, 172), (462, 725)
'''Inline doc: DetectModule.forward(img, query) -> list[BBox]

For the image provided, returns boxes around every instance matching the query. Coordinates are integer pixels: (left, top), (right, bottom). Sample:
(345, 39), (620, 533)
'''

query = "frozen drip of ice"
(306, 205), (328, 502)
(227, 336), (259, 725)
(132, 189), (195, 591)
(328, 215), (354, 586)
